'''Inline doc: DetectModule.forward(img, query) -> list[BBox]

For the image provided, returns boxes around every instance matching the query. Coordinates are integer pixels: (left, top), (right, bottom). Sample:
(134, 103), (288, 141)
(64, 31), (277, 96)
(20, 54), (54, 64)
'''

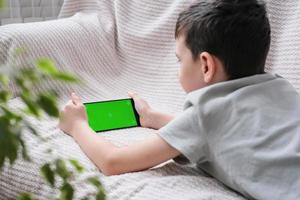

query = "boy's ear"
(199, 52), (216, 84)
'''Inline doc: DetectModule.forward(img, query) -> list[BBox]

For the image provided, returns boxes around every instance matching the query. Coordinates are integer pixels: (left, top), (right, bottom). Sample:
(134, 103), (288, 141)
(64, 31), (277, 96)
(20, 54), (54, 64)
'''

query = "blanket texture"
(0, 0), (299, 199)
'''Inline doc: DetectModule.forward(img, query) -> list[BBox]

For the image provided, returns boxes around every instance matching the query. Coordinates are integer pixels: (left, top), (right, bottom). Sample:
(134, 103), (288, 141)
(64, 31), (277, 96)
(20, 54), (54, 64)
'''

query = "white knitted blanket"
(0, 0), (299, 199)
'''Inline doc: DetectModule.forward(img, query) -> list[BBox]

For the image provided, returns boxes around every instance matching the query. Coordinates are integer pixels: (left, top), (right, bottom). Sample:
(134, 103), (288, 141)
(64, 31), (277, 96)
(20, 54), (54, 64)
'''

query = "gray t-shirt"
(159, 73), (300, 200)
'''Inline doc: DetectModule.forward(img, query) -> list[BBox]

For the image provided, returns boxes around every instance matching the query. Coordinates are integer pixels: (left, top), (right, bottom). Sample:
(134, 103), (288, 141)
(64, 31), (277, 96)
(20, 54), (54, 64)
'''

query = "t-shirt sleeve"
(158, 106), (208, 164)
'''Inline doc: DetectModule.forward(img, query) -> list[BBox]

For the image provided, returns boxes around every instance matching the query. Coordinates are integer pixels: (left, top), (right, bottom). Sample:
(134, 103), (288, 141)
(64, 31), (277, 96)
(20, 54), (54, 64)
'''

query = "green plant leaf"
(36, 59), (59, 75)
(20, 93), (41, 118)
(0, 104), (22, 123)
(0, 117), (7, 169)
(23, 120), (39, 137)
(96, 191), (106, 200)
(49, 89), (59, 98)
(19, 138), (31, 162)
(0, 151), (4, 170)
(55, 159), (71, 180)
(0, 90), (11, 102)
(41, 163), (55, 187)
(15, 77), (30, 94)
(0, 115), (23, 168)
(0, 0), (6, 9)
(87, 177), (106, 200)
(21, 68), (40, 83)
(37, 93), (59, 117)
(87, 177), (103, 189)
(52, 72), (79, 83)
(13, 47), (27, 58)
(18, 193), (35, 200)
(6, 133), (18, 165)
(7, 132), (19, 165)
(60, 182), (74, 200)
(69, 159), (84, 173)
(0, 74), (9, 86)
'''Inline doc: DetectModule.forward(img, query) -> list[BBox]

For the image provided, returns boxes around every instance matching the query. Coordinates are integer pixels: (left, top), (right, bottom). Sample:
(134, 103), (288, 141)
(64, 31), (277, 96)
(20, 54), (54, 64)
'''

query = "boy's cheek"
(177, 69), (181, 79)
(178, 69), (184, 83)
(178, 70), (188, 92)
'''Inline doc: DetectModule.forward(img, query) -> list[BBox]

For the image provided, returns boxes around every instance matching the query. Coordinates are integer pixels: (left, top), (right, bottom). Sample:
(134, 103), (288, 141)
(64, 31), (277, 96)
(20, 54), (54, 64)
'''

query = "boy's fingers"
(128, 91), (139, 100)
(67, 100), (73, 105)
(66, 100), (73, 107)
(128, 91), (135, 97)
(71, 92), (82, 105)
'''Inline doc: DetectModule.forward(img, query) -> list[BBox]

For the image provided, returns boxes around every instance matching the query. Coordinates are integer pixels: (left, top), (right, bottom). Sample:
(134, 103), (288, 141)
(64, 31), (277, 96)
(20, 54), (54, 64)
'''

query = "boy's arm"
(146, 110), (174, 130)
(59, 93), (180, 176)
(72, 122), (180, 175)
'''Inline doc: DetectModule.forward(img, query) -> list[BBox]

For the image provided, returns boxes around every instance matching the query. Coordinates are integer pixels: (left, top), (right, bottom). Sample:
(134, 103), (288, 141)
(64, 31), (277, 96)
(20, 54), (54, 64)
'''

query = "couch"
(0, 0), (299, 199)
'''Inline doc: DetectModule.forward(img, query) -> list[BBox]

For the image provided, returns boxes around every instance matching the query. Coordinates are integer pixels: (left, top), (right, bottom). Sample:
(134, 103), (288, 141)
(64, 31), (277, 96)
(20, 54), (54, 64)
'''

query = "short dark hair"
(175, 0), (271, 80)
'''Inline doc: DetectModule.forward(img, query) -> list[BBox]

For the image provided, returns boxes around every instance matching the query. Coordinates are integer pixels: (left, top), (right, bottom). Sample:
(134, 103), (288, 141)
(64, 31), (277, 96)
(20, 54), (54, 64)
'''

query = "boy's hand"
(128, 91), (153, 128)
(128, 91), (175, 130)
(58, 92), (88, 136)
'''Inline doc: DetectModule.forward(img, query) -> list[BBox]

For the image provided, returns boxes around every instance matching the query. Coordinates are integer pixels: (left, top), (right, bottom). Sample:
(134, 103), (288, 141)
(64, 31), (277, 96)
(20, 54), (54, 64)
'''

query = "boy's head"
(175, 0), (271, 93)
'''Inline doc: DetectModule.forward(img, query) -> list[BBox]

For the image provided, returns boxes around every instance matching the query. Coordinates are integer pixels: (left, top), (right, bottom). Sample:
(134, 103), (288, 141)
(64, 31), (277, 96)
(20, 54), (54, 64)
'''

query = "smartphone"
(84, 98), (140, 132)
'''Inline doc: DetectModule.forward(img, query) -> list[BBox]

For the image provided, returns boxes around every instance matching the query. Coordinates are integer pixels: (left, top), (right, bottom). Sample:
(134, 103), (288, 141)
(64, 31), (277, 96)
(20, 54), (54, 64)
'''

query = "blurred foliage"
(0, 57), (79, 169)
(0, 50), (105, 199)
(39, 159), (106, 200)
(0, 0), (5, 9)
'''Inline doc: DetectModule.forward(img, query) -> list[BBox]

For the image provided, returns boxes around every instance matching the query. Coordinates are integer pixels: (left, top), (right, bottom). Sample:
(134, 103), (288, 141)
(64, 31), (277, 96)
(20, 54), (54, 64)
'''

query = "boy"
(59, 0), (300, 199)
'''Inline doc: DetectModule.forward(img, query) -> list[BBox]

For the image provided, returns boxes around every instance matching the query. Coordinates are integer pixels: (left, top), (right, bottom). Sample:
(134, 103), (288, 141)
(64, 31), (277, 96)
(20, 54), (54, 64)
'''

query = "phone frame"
(83, 98), (141, 132)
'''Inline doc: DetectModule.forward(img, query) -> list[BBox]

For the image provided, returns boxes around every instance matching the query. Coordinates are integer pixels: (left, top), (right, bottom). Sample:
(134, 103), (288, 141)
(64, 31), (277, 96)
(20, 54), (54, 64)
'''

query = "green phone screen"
(84, 98), (140, 132)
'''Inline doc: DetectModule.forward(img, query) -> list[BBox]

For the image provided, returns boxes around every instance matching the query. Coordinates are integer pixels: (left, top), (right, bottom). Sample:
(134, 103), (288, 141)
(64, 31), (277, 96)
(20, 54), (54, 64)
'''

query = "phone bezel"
(84, 98), (141, 132)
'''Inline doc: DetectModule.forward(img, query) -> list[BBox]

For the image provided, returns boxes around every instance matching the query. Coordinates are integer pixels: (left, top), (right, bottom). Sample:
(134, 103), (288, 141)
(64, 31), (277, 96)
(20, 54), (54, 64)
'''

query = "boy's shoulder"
(184, 73), (298, 110)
